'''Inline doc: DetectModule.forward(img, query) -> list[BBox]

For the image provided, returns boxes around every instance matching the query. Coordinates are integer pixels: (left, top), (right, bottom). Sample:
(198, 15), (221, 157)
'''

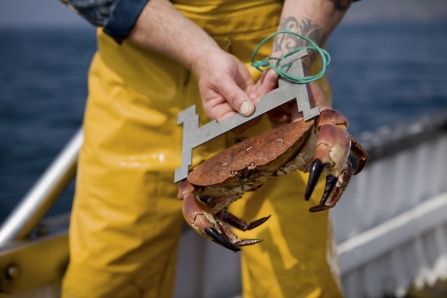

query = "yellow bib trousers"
(62, 1), (343, 297)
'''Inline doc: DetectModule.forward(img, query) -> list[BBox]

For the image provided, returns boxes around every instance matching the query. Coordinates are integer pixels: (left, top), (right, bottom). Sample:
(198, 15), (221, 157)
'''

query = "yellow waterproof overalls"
(62, 0), (343, 297)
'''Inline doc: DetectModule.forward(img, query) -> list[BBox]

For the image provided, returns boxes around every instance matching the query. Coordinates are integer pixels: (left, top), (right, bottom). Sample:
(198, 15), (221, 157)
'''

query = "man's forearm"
(273, 0), (352, 68)
(127, 0), (221, 76)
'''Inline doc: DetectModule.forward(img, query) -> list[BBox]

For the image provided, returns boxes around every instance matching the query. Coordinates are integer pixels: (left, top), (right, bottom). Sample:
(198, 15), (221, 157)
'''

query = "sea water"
(1, 22), (447, 223)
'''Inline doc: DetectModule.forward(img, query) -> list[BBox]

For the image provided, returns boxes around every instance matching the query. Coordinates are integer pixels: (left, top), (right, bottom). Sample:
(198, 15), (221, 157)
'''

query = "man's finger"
(218, 76), (255, 117)
(254, 69), (279, 99)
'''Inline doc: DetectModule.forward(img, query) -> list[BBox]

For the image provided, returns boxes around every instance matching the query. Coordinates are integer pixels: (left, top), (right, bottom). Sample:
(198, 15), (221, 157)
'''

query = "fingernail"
(240, 101), (252, 115)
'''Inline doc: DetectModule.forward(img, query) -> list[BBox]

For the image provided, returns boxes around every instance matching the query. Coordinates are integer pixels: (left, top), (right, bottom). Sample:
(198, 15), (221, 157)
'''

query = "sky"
(0, 0), (446, 28)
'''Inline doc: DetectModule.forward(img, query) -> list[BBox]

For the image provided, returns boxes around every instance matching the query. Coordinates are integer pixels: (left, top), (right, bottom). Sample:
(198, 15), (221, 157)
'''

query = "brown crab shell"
(187, 119), (315, 187)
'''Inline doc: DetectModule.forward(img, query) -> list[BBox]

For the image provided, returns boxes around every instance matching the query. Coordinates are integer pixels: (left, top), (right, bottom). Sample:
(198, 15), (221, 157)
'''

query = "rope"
(251, 30), (331, 84)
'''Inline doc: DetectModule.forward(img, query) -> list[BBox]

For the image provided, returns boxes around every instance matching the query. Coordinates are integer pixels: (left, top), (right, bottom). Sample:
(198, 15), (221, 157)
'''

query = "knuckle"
(224, 89), (241, 106)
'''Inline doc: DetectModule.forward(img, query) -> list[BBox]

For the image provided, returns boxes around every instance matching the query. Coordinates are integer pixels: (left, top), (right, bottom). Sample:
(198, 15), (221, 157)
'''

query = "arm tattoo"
(273, 17), (327, 67)
(333, 0), (352, 12)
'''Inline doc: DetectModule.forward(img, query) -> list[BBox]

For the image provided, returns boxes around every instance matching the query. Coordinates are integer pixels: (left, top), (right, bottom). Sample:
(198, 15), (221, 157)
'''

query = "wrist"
(190, 46), (223, 77)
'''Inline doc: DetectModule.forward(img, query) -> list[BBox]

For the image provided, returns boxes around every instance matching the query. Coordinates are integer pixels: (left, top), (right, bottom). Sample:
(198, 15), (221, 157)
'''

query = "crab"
(177, 107), (368, 252)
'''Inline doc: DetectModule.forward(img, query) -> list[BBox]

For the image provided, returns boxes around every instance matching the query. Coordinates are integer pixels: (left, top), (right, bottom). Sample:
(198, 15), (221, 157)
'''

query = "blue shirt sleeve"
(103, 0), (148, 44)
(61, 0), (147, 44)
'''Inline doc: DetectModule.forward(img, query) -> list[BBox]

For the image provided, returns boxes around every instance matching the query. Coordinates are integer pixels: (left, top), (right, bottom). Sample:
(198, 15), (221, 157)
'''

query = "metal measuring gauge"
(174, 48), (320, 183)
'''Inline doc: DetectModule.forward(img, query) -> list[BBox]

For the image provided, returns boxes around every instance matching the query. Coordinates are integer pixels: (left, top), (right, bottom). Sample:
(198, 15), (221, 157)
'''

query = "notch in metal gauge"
(174, 48), (320, 183)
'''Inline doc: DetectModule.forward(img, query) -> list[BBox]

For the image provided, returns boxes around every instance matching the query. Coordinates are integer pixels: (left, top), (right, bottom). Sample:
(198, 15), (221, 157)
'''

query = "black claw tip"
(205, 227), (241, 252)
(320, 175), (338, 205)
(247, 215), (271, 230)
(305, 159), (325, 200)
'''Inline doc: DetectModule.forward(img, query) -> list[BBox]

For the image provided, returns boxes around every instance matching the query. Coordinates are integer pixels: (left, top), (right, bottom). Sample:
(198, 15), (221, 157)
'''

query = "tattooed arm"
(267, 0), (353, 125)
(273, 0), (352, 68)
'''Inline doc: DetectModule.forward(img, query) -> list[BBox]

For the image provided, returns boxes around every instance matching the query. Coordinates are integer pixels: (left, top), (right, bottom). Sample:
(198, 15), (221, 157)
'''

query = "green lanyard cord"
(251, 30), (331, 84)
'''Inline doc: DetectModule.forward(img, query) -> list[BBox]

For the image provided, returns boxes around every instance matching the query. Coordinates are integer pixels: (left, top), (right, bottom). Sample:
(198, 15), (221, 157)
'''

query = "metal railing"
(0, 129), (83, 246)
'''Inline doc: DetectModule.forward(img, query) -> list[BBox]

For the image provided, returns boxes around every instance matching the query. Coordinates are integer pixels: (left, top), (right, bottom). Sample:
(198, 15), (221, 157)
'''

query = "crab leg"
(179, 181), (266, 251)
(217, 222), (264, 247)
(215, 209), (270, 231)
(182, 192), (241, 251)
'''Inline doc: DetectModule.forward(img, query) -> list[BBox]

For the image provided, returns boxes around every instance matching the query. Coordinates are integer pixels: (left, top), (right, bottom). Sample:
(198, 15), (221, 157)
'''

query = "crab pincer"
(305, 110), (368, 211)
(178, 180), (269, 252)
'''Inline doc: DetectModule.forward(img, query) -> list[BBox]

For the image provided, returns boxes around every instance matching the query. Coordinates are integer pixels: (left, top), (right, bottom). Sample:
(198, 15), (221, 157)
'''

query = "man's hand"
(194, 50), (279, 132)
(193, 49), (255, 122)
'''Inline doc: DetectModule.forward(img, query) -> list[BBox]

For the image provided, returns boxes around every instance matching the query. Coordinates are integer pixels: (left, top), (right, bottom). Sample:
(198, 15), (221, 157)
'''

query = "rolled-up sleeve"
(61, 0), (147, 44)
(103, 0), (148, 43)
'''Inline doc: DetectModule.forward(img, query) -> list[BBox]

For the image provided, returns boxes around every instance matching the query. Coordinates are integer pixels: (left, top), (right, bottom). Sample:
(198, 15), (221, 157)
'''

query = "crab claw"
(309, 162), (353, 212)
(178, 180), (266, 252)
(308, 136), (370, 212)
(182, 192), (240, 252)
(305, 110), (351, 209)
(320, 175), (338, 205)
(305, 159), (327, 200)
